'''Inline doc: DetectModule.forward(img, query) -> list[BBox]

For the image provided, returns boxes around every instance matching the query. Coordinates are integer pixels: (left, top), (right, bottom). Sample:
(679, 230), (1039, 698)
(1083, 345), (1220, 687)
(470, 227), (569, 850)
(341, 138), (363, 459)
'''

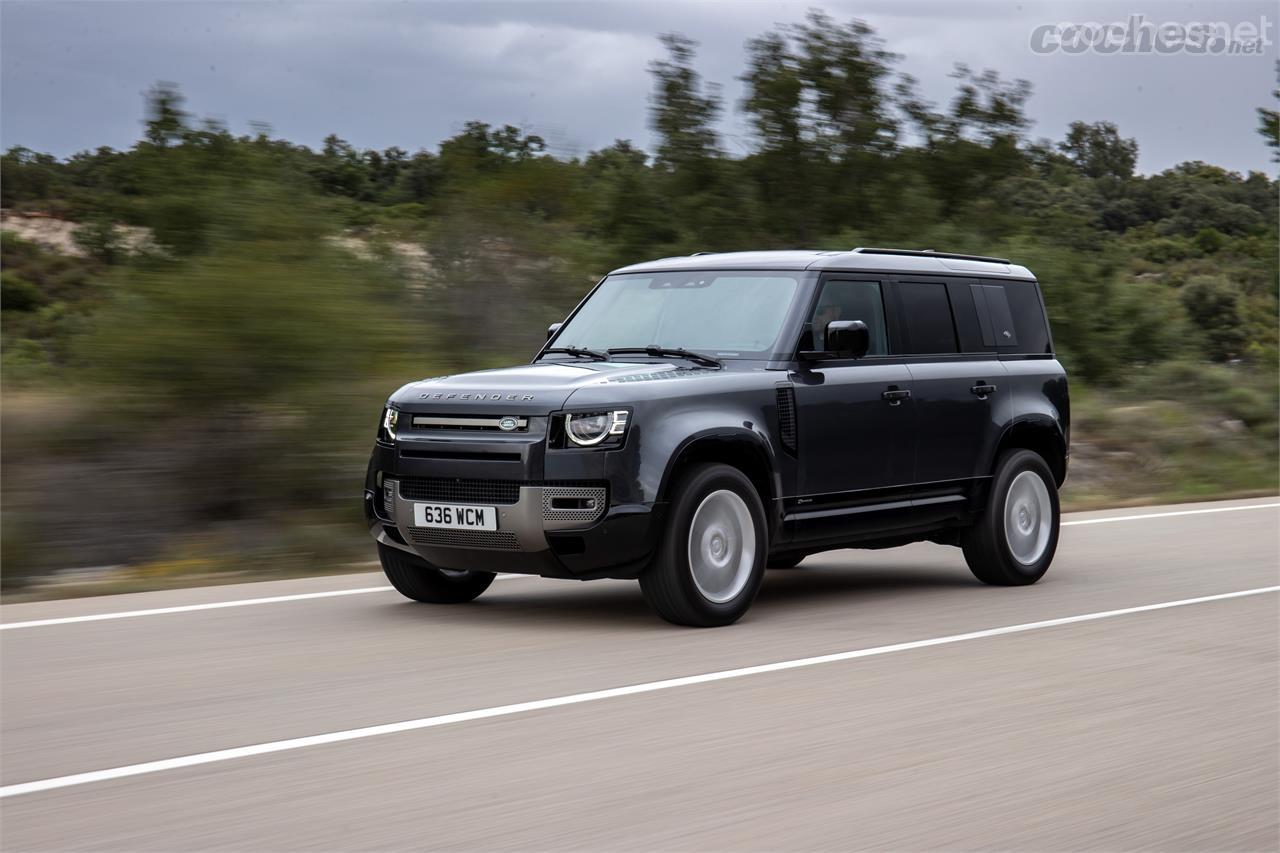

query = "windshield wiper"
(543, 346), (610, 361)
(607, 346), (722, 368)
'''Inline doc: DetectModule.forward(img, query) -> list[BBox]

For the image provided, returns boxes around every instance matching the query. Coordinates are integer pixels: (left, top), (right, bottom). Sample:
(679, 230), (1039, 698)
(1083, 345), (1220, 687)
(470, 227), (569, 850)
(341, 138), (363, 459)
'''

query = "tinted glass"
(809, 281), (888, 355)
(552, 272), (800, 358)
(1004, 282), (1053, 354)
(899, 282), (958, 354)
(970, 284), (1018, 347)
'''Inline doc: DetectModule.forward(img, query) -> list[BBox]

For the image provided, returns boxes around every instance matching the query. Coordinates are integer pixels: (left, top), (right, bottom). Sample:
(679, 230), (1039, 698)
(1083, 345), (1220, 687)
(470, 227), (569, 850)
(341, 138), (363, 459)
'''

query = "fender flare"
(654, 426), (783, 532)
(990, 415), (1068, 485)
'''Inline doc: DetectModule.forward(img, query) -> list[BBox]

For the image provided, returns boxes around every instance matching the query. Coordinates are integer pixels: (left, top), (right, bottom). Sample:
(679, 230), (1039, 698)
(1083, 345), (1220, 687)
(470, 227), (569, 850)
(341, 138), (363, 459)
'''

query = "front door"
(791, 279), (914, 501)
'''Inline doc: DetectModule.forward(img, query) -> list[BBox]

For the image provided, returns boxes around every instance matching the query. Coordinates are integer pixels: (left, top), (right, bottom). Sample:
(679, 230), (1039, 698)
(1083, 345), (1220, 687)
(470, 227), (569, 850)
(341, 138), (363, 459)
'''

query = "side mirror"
(547, 322), (563, 340)
(826, 320), (869, 359)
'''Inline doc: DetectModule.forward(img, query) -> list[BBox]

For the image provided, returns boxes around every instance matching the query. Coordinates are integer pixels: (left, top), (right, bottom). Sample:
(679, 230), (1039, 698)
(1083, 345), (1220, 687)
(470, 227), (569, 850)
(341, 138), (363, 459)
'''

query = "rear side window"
(899, 282), (958, 354)
(972, 282), (1052, 355)
(970, 284), (1018, 347)
(1004, 283), (1052, 354)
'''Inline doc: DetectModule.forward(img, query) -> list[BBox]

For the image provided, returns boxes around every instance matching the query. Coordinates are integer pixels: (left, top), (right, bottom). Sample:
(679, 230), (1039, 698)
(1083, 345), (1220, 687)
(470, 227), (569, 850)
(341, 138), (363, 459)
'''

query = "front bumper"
(365, 476), (663, 580)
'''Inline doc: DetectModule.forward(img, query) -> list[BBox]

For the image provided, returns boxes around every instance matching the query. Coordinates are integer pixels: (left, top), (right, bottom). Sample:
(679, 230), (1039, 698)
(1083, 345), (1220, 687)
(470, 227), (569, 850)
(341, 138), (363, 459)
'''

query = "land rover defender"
(365, 248), (1069, 626)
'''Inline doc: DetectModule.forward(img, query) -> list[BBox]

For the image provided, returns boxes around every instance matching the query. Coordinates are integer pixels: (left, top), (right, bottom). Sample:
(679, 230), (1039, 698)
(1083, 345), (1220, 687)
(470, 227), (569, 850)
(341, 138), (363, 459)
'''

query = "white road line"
(0, 574), (527, 631)
(1063, 502), (1279, 526)
(1, 584), (1274, 799)
(2, 501), (1274, 632)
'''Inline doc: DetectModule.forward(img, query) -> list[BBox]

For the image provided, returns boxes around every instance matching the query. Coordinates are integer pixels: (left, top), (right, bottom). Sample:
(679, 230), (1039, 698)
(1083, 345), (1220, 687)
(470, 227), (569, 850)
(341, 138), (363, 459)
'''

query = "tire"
(377, 543), (496, 604)
(640, 463), (768, 627)
(962, 449), (1060, 586)
(768, 553), (805, 569)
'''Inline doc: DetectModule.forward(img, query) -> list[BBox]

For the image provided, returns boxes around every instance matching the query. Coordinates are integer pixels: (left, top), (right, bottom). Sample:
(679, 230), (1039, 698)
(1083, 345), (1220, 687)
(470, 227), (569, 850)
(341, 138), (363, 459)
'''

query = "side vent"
(775, 385), (797, 454)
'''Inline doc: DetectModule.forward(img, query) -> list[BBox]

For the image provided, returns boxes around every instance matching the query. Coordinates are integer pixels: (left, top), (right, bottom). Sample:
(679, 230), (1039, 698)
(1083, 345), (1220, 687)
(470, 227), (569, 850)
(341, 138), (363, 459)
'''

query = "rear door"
(892, 278), (1009, 495)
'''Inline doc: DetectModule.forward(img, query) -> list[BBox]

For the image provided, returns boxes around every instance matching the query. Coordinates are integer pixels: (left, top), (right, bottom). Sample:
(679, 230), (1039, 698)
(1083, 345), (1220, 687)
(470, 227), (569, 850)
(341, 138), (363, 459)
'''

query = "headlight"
(381, 407), (399, 441)
(565, 410), (629, 447)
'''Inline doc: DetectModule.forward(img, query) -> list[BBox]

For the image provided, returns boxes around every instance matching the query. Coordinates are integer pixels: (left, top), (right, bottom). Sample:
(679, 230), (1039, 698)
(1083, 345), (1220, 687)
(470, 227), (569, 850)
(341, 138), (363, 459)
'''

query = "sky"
(2, 0), (1276, 175)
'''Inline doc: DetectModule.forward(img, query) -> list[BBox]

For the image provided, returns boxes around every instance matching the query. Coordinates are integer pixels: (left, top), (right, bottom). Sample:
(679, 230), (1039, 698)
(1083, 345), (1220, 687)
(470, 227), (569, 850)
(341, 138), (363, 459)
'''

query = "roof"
(609, 249), (1037, 281)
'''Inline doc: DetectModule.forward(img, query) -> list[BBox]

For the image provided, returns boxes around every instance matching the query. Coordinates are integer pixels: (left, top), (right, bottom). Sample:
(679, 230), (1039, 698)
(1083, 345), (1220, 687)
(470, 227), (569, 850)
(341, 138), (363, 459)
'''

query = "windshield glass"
(548, 271), (801, 359)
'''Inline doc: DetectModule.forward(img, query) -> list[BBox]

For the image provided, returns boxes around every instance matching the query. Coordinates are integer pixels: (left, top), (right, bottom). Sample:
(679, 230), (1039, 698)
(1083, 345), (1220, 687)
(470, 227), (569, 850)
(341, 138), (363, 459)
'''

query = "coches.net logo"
(1030, 14), (1273, 55)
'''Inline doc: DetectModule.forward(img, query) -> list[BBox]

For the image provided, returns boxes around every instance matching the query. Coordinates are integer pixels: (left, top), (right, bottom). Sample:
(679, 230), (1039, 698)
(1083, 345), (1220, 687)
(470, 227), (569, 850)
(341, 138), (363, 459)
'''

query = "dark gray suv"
(365, 248), (1069, 626)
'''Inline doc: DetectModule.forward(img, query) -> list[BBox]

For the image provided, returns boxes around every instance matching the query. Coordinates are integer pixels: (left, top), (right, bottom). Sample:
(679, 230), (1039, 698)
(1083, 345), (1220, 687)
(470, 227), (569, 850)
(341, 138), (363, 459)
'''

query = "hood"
(388, 361), (695, 414)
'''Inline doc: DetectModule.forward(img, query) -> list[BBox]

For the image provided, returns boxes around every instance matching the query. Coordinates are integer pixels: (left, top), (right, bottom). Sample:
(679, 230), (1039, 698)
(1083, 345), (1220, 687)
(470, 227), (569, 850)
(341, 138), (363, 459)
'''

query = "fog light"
(382, 480), (396, 521)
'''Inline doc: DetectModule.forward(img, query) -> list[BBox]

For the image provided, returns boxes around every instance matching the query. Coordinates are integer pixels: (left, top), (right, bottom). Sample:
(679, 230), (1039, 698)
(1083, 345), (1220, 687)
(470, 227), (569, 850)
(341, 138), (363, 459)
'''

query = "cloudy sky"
(2, 0), (1276, 174)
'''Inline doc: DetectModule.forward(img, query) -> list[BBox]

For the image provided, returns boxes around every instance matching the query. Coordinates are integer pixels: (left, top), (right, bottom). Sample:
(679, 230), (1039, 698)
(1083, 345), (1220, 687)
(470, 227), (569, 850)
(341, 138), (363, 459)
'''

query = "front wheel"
(640, 463), (768, 627)
(378, 543), (495, 603)
(962, 449), (1060, 586)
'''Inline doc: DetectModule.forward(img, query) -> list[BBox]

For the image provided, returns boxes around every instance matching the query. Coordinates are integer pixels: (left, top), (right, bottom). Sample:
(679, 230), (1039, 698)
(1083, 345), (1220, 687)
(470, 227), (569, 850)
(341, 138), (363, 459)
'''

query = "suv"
(365, 248), (1069, 627)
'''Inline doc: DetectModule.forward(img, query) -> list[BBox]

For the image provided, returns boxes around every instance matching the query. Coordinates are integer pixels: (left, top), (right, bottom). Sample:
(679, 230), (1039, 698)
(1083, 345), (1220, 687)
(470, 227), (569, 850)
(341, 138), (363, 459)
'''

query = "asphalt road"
(1, 498), (1277, 851)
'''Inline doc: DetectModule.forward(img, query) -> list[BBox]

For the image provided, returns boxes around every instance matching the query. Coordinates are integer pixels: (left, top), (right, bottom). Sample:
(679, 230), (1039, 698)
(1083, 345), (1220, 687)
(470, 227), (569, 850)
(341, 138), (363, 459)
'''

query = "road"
(1, 498), (1277, 851)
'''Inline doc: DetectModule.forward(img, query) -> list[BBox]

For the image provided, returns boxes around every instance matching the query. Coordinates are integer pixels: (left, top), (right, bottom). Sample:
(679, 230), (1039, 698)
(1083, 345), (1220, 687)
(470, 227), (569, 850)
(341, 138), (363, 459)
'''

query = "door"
(894, 279), (1009, 488)
(792, 279), (914, 500)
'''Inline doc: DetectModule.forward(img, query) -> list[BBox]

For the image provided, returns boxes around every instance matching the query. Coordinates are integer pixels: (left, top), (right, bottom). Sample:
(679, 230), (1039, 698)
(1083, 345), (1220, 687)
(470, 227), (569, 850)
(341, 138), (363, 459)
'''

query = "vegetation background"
(2, 14), (1277, 595)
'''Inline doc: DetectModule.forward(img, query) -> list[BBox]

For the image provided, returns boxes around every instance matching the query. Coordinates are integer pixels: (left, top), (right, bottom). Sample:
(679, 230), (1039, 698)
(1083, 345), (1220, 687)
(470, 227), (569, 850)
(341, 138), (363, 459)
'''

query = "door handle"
(970, 383), (997, 398)
(881, 388), (911, 405)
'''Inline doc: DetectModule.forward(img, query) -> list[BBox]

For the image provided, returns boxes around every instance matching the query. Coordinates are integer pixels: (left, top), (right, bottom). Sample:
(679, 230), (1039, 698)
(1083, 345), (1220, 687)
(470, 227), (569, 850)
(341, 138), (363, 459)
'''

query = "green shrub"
(1, 272), (43, 311)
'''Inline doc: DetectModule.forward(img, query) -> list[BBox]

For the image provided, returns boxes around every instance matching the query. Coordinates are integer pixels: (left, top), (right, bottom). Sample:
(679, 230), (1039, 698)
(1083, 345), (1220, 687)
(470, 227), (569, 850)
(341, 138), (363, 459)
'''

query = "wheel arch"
(992, 417), (1068, 487)
(657, 429), (781, 536)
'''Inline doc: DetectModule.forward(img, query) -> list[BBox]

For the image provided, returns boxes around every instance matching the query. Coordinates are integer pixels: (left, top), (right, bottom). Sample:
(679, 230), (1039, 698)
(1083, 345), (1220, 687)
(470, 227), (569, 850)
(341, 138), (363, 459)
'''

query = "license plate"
(413, 503), (498, 531)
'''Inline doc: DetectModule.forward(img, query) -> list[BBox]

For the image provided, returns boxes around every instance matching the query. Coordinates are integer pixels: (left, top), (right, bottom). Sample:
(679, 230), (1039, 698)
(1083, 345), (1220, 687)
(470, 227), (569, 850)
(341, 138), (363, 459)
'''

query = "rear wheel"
(378, 543), (495, 603)
(962, 449), (1060, 586)
(640, 463), (767, 627)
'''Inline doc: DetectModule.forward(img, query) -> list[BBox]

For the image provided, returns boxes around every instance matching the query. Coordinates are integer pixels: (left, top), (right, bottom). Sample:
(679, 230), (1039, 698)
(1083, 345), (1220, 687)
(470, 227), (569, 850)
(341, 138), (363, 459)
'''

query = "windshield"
(548, 271), (802, 359)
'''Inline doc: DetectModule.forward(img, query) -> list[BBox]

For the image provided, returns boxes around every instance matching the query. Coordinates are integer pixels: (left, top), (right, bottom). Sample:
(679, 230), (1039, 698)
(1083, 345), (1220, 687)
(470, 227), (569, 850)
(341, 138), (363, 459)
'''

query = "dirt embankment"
(0, 211), (155, 256)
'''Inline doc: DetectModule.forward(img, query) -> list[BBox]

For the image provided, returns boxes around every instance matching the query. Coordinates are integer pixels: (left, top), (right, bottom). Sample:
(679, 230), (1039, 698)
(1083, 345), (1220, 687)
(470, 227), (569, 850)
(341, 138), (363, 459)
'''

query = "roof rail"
(689, 251), (717, 256)
(851, 247), (1012, 265)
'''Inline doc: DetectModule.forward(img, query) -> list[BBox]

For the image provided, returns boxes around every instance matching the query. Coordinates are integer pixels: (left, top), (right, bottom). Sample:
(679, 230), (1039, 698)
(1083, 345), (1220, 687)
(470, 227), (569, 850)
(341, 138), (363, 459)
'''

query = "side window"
(1004, 283), (1053, 354)
(808, 281), (888, 356)
(970, 284), (1018, 347)
(972, 282), (1052, 354)
(899, 282), (959, 354)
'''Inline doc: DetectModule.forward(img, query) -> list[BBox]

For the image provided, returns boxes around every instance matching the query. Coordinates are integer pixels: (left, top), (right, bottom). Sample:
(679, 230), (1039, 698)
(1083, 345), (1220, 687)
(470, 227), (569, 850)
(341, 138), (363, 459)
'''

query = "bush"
(1193, 227), (1226, 255)
(72, 217), (124, 263)
(1179, 275), (1246, 361)
(1, 272), (43, 311)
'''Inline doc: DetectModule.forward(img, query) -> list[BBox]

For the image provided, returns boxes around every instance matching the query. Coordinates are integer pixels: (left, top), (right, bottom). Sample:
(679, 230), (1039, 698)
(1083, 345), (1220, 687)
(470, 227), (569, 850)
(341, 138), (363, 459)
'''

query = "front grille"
(406, 528), (521, 551)
(398, 478), (521, 505)
(396, 478), (605, 506)
(399, 449), (522, 463)
(408, 414), (529, 432)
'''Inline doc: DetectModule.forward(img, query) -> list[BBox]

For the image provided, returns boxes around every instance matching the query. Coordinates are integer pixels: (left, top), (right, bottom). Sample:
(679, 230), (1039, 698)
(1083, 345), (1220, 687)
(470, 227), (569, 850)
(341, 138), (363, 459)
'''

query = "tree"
(1259, 61), (1279, 162)
(738, 13), (901, 233)
(740, 30), (817, 241)
(143, 82), (190, 148)
(647, 34), (759, 248)
(582, 141), (673, 263)
(1059, 121), (1139, 179)
(792, 12), (899, 160)
(648, 33), (722, 176)
(946, 65), (1033, 146)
